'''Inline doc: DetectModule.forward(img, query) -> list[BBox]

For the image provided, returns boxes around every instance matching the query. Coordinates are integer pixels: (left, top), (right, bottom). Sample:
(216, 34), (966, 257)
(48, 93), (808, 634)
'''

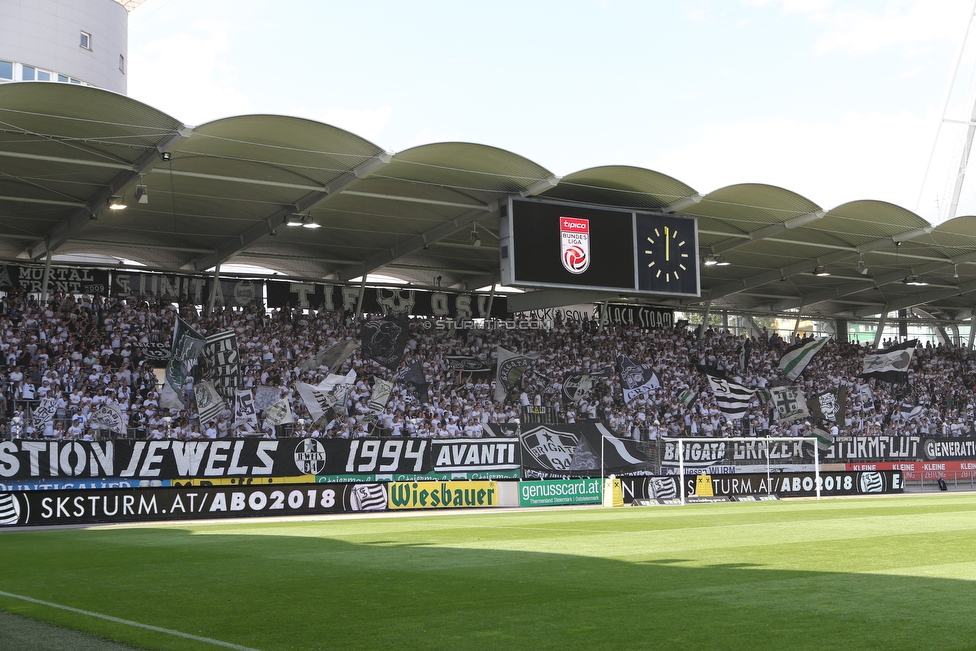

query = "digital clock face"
(636, 214), (700, 296)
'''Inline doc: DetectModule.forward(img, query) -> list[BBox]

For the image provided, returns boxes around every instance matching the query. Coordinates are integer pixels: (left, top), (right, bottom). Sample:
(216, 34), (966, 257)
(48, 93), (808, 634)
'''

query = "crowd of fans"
(1, 286), (975, 442)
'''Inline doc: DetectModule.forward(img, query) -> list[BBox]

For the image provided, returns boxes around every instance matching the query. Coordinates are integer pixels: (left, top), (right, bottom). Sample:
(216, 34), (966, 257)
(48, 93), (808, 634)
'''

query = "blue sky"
(127, 0), (976, 222)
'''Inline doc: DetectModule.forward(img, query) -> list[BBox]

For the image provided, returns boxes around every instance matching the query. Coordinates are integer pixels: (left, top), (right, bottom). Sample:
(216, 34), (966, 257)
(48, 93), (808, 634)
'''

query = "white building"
(0, 0), (137, 94)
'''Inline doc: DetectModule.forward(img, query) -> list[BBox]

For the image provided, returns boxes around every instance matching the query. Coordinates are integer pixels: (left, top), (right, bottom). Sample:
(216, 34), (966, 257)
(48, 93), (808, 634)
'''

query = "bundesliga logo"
(559, 217), (590, 274)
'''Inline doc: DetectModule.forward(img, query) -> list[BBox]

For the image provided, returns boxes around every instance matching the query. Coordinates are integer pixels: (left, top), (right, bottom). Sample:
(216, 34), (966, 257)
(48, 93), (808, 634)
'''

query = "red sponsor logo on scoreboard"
(560, 217), (590, 274)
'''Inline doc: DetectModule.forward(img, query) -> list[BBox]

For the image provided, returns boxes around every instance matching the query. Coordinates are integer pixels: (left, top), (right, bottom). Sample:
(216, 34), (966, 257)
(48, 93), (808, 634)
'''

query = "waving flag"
(777, 338), (828, 381)
(616, 355), (660, 404)
(769, 385), (809, 422)
(705, 371), (756, 420)
(862, 339), (917, 383)
(494, 347), (538, 402)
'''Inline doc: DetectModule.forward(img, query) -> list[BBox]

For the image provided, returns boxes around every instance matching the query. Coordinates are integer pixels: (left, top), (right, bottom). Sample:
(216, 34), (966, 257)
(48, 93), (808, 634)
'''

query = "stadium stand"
(1, 285), (972, 442)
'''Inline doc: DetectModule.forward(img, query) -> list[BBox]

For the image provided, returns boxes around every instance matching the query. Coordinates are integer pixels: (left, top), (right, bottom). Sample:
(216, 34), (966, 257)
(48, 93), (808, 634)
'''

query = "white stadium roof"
(3, 82), (976, 321)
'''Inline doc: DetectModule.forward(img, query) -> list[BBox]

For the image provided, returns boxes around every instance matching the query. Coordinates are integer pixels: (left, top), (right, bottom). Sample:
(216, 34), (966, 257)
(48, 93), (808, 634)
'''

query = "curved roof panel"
(8, 83), (976, 321)
(544, 165), (697, 212)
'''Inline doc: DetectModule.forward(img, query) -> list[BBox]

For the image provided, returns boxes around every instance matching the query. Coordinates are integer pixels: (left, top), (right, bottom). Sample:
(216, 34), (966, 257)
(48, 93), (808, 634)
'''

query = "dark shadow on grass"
(1, 524), (975, 651)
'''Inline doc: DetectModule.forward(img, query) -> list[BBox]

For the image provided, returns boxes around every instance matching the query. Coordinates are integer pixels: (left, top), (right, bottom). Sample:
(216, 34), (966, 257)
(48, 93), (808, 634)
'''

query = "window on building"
(37, 70), (50, 81)
(119, 54), (125, 74)
(80, 31), (91, 50)
(69, 78), (80, 84)
(22, 66), (35, 81)
(0, 61), (12, 80)
(57, 74), (68, 82)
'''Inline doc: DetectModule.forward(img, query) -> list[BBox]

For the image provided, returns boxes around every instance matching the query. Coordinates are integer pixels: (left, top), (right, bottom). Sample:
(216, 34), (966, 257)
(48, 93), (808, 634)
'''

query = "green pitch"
(3, 494), (976, 651)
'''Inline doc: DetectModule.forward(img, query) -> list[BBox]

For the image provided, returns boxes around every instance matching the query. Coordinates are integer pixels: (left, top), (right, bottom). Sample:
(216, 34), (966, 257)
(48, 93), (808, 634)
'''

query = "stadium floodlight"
(813, 266), (830, 276)
(904, 275), (928, 286)
(857, 257), (868, 275)
(669, 436), (823, 504)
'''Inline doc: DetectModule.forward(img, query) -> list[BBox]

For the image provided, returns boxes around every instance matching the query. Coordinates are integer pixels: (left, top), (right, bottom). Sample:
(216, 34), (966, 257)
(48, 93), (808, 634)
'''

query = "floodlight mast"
(674, 437), (822, 505)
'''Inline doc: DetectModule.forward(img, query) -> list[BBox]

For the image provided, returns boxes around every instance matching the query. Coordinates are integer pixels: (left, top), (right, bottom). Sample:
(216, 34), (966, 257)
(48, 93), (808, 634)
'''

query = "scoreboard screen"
(499, 198), (700, 297)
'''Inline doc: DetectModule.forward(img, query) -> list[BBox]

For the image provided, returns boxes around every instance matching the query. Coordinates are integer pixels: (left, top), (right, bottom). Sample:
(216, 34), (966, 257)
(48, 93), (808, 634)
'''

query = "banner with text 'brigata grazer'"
(0, 482), (387, 527)
(660, 438), (817, 475)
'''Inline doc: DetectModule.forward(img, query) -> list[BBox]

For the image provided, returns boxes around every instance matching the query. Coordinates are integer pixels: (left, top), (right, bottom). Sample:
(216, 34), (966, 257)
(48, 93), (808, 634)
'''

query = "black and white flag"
(264, 398), (293, 426)
(361, 314), (410, 370)
(494, 347), (538, 402)
(899, 402), (924, 422)
(162, 317), (206, 409)
(194, 379), (224, 424)
(444, 355), (492, 373)
(202, 330), (240, 399)
(368, 378), (394, 413)
(862, 339), (917, 383)
(705, 371), (756, 421)
(809, 386), (847, 423)
(769, 385), (809, 422)
(296, 371), (357, 422)
(89, 400), (127, 434)
(396, 361), (430, 404)
(234, 389), (259, 431)
(302, 339), (357, 373)
(615, 355), (660, 404)
(31, 398), (58, 426)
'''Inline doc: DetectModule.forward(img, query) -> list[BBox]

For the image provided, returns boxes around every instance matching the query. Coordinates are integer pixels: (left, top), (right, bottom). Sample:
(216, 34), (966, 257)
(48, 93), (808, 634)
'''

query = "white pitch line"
(0, 590), (262, 651)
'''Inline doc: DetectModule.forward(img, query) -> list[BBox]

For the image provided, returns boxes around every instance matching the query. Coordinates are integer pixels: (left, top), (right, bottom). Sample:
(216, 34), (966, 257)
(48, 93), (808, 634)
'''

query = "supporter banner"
(820, 436), (976, 462)
(519, 423), (650, 479)
(682, 471), (904, 498)
(0, 482), (385, 527)
(137, 341), (171, 366)
(430, 439), (520, 473)
(111, 272), (262, 307)
(0, 264), (109, 295)
(592, 304), (673, 329)
(202, 331), (240, 399)
(518, 479), (602, 507)
(388, 481), (499, 509)
(0, 438), (432, 480)
(265, 281), (508, 317)
(361, 314), (410, 370)
(660, 438), (815, 471)
(444, 355), (492, 373)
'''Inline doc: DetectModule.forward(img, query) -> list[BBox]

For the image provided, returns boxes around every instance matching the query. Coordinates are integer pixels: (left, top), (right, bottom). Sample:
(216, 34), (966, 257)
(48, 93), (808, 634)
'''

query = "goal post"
(671, 436), (822, 505)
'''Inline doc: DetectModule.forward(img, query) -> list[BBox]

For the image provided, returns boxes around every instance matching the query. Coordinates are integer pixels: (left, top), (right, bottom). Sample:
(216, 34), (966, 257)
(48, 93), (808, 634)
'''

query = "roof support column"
(968, 309), (976, 350)
(792, 305), (804, 342)
(699, 300), (712, 339)
(746, 316), (763, 340)
(207, 262), (221, 316)
(485, 279), (497, 318)
(40, 251), (52, 303)
(873, 308), (889, 349)
(835, 319), (849, 344)
(354, 268), (367, 321)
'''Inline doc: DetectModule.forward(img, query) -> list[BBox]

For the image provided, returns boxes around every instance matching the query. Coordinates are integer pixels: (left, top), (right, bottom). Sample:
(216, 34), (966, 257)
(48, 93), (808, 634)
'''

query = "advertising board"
(387, 481), (499, 510)
(518, 479), (602, 507)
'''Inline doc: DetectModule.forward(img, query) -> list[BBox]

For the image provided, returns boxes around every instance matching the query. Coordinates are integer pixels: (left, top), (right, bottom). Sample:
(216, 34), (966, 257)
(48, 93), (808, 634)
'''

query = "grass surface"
(3, 495), (976, 650)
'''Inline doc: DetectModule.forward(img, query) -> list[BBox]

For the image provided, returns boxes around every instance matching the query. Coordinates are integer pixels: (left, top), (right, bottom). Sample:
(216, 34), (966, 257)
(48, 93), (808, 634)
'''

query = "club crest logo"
(294, 439), (328, 474)
(0, 492), (24, 526)
(522, 426), (581, 470)
(559, 216), (590, 274)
